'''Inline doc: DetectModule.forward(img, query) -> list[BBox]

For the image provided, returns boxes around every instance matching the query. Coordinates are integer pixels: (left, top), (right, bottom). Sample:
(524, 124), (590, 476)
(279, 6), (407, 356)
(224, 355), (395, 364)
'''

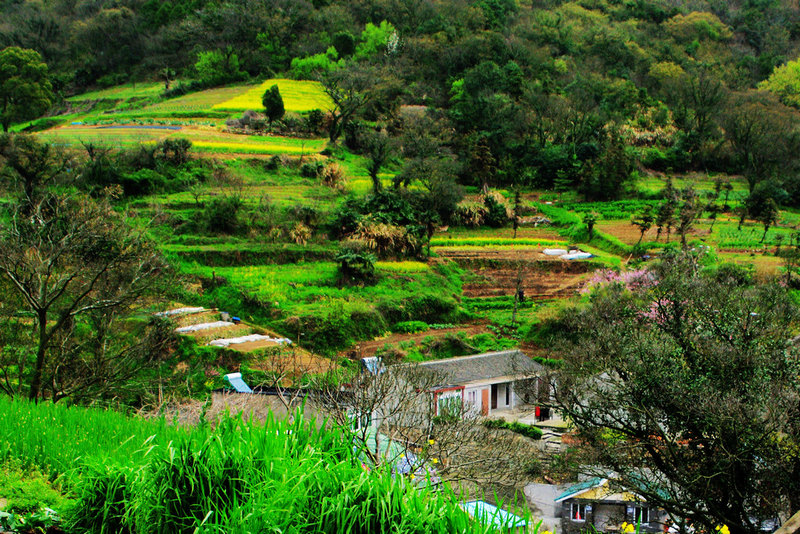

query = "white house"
(417, 350), (546, 418)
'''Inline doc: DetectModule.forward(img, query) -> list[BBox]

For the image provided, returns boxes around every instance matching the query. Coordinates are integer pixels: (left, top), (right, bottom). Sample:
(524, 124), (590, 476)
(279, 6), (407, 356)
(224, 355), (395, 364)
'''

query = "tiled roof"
(418, 350), (543, 387)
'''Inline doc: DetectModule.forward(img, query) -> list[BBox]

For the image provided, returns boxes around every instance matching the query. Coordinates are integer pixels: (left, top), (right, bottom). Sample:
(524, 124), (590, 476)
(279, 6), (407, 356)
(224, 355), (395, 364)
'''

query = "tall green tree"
(262, 84), (285, 125)
(0, 47), (53, 132)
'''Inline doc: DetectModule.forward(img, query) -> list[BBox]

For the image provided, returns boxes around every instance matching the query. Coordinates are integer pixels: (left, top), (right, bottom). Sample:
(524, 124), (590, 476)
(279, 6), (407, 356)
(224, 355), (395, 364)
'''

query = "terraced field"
(213, 79), (333, 113)
(36, 80), (332, 157)
(37, 124), (327, 156)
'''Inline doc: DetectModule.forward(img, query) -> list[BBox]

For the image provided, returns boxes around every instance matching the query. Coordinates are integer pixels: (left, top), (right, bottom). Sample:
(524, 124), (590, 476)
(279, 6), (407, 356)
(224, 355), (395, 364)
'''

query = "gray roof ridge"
(418, 349), (524, 367)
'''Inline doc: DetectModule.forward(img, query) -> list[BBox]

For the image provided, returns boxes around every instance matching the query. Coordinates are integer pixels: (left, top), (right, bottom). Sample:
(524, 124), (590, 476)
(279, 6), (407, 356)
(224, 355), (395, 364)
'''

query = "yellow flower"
(432, 458), (439, 464)
(428, 439), (435, 445)
(410, 474), (415, 480)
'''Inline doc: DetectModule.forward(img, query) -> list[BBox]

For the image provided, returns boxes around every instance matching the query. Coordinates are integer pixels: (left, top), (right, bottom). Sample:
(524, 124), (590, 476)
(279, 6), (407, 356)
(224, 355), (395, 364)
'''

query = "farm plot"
(65, 82), (165, 102)
(596, 218), (797, 251)
(213, 79), (333, 113)
(180, 263), (460, 317)
(36, 125), (328, 156)
(141, 85), (248, 115)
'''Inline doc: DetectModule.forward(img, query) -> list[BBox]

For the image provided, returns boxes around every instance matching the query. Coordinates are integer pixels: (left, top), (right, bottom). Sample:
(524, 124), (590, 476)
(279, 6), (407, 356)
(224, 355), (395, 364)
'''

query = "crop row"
(213, 79), (333, 113)
(430, 237), (566, 247)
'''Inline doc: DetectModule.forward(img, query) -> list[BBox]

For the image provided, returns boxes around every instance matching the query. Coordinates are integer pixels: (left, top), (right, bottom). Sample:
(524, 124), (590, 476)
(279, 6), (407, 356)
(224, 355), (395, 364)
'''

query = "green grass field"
(213, 79), (333, 113)
(36, 125), (328, 156)
(65, 82), (166, 102)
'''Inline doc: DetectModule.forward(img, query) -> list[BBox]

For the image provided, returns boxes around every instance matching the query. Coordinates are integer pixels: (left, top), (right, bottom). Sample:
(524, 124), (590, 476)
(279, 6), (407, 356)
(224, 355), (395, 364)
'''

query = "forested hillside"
(3, 0), (800, 199)
(2, 1), (800, 532)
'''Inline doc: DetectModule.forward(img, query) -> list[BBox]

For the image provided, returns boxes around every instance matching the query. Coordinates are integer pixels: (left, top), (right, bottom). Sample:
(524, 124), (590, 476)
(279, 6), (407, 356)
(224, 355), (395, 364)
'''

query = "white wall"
(464, 386), (485, 414)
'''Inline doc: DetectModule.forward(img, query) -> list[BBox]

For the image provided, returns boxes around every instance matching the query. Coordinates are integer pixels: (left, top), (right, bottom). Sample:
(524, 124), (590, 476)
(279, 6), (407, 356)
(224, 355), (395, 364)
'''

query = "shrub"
(393, 320), (429, 334)
(321, 163), (346, 190)
(336, 242), (376, 284)
(483, 191), (512, 228)
(483, 418), (542, 439)
(289, 222), (312, 245)
(454, 201), (488, 227)
(204, 196), (242, 234)
(300, 162), (324, 178)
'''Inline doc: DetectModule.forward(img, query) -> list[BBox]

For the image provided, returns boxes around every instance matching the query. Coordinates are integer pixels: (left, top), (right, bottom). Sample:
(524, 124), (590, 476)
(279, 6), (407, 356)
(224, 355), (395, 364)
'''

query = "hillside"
(2, 0), (800, 531)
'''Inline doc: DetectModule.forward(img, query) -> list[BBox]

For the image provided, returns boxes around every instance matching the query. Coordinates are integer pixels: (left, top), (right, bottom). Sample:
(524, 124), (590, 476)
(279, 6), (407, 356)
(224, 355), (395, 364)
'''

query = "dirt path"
(337, 323), (490, 360)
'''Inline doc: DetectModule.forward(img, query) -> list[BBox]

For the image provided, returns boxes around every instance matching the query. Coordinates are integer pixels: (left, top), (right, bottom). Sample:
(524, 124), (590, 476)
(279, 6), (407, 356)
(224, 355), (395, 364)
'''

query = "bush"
(483, 191), (511, 228)
(204, 196), (242, 234)
(483, 418), (542, 439)
(336, 242), (376, 284)
(393, 320), (429, 334)
(300, 162), (324, 178)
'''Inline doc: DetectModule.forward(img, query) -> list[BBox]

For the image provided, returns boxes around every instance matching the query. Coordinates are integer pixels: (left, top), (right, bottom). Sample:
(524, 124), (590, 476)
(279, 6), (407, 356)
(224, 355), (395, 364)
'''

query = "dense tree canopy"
(550, 255), (800, 534)
(0, 46), (52, 132)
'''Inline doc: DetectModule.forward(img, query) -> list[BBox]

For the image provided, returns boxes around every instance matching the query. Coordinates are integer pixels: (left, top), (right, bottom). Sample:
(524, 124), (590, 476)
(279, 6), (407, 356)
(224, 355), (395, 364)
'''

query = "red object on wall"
(535, 406), (541, 418)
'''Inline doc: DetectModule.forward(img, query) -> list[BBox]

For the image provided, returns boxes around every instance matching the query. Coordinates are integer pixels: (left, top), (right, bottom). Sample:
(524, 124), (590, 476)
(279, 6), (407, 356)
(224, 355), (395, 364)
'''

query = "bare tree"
(0, 191), (168, 401)
(315, 361), (536, 490)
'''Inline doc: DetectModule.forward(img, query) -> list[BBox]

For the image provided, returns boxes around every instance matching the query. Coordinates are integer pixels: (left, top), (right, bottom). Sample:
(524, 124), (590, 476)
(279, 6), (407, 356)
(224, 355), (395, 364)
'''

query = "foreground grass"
(0, 398), (530, 533)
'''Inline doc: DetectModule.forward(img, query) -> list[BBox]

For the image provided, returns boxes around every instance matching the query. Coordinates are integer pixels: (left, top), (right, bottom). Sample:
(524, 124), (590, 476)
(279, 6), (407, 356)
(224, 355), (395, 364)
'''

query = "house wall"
(558, 498), (667, 534)
(593, 503), (626, 532)
(464, 386), (487, 413)
(464, 381), (519, 415)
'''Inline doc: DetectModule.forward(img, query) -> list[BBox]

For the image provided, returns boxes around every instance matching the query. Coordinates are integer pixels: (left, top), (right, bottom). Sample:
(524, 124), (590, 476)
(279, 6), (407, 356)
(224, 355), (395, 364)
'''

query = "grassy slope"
(0, 398), (530, 533)
(31, 81), (331, 156)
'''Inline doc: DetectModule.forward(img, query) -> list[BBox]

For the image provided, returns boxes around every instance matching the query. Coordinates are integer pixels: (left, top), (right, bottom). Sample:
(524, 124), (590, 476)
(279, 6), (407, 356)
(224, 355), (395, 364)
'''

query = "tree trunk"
(760, 224), (769, 243)
(370, 171), (382, 194)
(29, 310), (48, 402)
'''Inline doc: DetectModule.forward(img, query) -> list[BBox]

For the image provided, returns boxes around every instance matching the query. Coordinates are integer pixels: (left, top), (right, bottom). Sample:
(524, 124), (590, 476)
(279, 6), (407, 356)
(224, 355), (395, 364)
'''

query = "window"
(505, 384), (510, 405)
(467, 390), (477, 406)
(636, 507), (655, 526)
(570, 503), (587, 522)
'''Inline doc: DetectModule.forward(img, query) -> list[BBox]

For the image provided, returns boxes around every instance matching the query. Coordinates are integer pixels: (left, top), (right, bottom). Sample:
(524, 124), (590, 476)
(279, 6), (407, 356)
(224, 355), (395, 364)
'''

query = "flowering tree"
(552, 254), (800, 534)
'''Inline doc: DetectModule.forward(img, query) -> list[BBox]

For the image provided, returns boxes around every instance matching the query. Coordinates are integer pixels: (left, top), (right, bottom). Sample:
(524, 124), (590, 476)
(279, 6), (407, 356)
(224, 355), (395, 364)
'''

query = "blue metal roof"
(361, 357), (385, 375)
(460, 501), (527, 528)
(224, 372), (253, 393)
(554, 477), (607, 502)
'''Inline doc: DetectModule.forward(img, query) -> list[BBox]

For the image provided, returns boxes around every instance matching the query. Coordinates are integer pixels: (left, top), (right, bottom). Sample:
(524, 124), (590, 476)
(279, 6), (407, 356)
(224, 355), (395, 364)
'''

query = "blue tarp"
(460, 500), (527, 528)
(361, 357), (385, 375)
(224, 372), (253, 393)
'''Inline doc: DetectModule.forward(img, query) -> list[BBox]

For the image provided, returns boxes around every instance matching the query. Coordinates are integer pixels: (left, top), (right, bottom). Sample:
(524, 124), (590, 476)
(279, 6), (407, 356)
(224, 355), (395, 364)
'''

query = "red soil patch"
(338, 324), (489, 360)
(436, 248), (594, 300)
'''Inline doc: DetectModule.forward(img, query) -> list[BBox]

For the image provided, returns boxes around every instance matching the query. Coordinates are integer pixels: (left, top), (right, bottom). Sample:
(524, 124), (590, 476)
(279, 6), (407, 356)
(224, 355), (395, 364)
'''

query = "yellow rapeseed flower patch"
(213, 79), (333, 113)
(192, 140), (325, 155)
(375, 261), (430, 273)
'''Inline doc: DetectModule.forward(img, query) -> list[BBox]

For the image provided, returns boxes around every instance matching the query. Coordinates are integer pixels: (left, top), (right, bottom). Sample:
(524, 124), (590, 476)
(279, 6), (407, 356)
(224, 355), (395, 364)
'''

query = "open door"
(491, 384), (498, 410)
(481, 389), (489, 415)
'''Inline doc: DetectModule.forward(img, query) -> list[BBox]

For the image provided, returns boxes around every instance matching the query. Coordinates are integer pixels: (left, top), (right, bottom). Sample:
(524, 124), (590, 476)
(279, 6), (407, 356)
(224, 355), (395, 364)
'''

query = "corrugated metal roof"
(418, 350), (543, 386)
(461, 500), (528, 528)
(555, 477), (608, 502)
